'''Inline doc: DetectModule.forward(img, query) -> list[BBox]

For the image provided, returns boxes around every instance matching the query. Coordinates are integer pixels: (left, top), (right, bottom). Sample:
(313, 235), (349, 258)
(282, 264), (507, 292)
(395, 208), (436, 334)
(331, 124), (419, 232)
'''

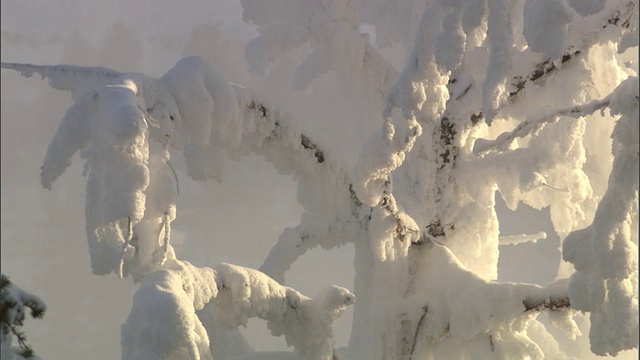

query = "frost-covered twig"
(474, 95), (612, 155)
(499, 232), (547, 246)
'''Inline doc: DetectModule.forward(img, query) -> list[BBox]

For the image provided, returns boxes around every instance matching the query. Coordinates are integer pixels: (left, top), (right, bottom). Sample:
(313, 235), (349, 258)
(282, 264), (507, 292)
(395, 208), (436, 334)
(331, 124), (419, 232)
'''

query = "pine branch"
(0, 275), (45, 358)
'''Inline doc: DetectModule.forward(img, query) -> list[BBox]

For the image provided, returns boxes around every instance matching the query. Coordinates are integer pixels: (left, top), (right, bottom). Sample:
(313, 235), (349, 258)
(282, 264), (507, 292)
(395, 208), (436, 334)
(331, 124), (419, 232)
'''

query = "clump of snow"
(395, 243), (572, 359)
(123, 260), (354, 360)
(121, 261), (217, 360)
(523, 0), (574, 58)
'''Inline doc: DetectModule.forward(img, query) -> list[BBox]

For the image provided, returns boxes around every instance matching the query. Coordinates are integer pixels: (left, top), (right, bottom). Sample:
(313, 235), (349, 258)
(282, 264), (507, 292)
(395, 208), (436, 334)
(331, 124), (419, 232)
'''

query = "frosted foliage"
(563, 77), (639, 356)
(0, 277), (46, 360)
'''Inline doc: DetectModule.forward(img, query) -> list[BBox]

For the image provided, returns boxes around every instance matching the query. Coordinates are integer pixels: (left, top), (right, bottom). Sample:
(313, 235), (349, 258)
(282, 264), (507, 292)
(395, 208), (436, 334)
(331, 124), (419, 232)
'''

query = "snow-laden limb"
(0, 62), (121, 100)
(162, 57), (365, 283)
(122, 260), (354, 360)
(241, 0), (397, 99)
(562, 77), (639, 356)
(0, 275), (46, 360)
(474, 95), (613, 155)
(398, 243), (573, 359)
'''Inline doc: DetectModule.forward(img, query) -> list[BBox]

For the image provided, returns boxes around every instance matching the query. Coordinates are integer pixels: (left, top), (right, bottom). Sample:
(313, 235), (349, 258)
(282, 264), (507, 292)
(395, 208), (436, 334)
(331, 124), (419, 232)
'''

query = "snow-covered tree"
(1, 0), (638, 359)
(0, 275), (46, 360)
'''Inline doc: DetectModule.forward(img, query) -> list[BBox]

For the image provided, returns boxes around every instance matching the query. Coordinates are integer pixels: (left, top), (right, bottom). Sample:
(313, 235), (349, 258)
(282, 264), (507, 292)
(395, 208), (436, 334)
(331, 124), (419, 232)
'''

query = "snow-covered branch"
(474, 95), (612, 155)
(499, 232), (548, 246)
(402, 243), (575, 359)
(0, 275), (46, 360)
(122, 260), (354, 360)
